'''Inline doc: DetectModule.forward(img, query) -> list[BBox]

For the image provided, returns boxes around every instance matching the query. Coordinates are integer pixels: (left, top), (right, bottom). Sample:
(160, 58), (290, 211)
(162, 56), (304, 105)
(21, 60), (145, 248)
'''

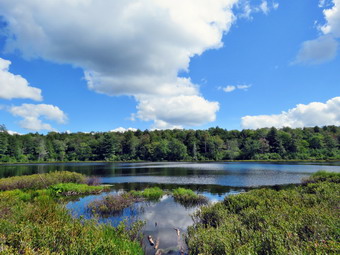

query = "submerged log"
(154, 238), (160, 249)
(148, 235), (155, 246)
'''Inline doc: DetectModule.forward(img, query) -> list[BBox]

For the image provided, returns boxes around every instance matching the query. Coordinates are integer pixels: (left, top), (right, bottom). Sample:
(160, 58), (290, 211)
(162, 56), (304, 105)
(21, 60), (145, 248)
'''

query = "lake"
(1, 161), (340, 254)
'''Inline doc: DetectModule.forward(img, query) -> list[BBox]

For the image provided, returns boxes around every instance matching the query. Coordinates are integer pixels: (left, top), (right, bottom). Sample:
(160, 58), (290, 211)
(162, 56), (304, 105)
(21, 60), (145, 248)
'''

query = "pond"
(1, 161), (340, 254)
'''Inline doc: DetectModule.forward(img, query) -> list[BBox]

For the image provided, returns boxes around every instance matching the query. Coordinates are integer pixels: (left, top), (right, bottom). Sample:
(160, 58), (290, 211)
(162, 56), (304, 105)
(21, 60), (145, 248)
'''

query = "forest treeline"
(0, 125), (339, 162)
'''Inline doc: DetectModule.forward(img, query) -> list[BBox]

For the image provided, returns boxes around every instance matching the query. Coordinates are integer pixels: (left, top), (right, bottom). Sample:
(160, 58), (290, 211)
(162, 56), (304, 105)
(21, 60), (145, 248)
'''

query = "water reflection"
(1, 162), (340, 187)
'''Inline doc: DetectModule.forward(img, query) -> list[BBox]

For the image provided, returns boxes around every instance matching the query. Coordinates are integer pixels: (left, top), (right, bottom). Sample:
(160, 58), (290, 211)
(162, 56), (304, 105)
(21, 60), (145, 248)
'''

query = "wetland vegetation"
(0, 172), (144, 254)
(186, 171), (340, 254)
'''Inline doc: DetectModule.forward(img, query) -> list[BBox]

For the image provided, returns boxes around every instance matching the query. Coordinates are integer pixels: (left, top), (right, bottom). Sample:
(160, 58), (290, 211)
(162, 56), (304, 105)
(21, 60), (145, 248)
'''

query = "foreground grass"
(0, 173), (143, 254)
(173, 188), (208, 208)
(187, 171), (340, 255)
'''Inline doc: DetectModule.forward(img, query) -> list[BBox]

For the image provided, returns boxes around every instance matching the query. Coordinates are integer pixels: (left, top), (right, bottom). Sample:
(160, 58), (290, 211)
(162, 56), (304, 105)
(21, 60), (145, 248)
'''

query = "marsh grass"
(187, 172), (340, 254)
(0, 171), (87, 191)
(88, 193), (141, 216)
(172, 188), (208, 207)
(49, 183), (108, 196)
(0, 188), (143, 254)
(129, 187), (165, 201)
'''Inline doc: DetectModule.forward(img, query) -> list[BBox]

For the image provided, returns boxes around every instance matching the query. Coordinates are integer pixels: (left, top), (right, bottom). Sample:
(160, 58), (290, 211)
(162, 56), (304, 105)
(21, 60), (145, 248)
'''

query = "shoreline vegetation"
(186, 171), (340, 254)
(0, 171), (144, 254)
(0, 171), (339, 254)
(0, 126), (339, 163)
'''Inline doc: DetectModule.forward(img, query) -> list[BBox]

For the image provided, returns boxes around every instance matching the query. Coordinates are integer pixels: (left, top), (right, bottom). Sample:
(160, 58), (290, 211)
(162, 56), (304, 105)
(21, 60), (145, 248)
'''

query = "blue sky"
(0, 0), (339, 134)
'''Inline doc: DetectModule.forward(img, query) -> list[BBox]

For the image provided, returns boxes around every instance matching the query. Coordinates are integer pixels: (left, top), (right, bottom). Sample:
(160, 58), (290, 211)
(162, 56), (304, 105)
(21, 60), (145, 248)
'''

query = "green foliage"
(49, 183), (107, 196)
(172, 188), (208, 207)
(0, 171), (87, 191)
(187, 173), (340, 255)
(0, 190), (143, 254)
(0, 125), (339, 162)
(129, 187), (164, 201)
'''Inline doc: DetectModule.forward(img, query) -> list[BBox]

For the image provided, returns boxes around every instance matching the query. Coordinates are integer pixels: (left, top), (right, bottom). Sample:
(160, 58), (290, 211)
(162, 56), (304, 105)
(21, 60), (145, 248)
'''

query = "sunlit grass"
(172, 187), (208, 207)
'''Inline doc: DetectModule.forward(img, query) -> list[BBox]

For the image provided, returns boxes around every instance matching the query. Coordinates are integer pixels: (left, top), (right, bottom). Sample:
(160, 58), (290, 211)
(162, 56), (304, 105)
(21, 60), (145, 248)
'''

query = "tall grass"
(129, 187), (165, 201)
(0, 171), (87, 191)
(0, 178), (143, 254)
(187, 172), (340, 254)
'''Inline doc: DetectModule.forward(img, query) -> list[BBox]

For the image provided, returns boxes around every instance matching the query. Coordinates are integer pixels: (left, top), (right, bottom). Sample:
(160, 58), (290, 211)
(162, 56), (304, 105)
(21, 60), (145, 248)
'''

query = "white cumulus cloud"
(241, 97), (340, 129)
(110, 127), (138, 133)
(295, 0), (340, 64)
(0, 0), (241, 129)
(9, 104), (67, 131)
(136, 95), (219, 129)
(321, 0), (340, 36)
(0, 58), (42, 101)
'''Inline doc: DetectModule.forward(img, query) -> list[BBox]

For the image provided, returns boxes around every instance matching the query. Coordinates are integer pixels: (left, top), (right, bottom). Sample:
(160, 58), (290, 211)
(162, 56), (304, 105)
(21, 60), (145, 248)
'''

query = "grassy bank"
(187, 171), (340, 254)
(0, 172), (143, 254)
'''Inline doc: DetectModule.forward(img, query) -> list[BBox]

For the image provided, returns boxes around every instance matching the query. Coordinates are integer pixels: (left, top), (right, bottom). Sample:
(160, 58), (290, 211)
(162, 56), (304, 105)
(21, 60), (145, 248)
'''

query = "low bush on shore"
(0, 171), (87, 191)
(187, 172), (340, 254)
(172, 187), (208, 207)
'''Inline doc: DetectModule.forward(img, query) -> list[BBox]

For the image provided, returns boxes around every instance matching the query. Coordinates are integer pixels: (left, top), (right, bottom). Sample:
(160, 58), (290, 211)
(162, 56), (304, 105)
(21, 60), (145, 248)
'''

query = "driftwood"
(154, 238), (160, 249)
(155, 249), (162, 255)
(148, 235), (155, 246)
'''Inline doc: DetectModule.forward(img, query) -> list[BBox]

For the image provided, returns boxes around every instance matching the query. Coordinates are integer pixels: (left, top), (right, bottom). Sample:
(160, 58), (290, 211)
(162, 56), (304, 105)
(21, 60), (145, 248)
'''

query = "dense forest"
(0, 125), (339, 163)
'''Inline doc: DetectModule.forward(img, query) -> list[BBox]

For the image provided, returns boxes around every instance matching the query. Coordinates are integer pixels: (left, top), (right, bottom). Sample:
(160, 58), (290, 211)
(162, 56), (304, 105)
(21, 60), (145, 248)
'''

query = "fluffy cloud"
(0, 0), (240, 129)
(9, 104), (67, 131)
(241, 97), (340, 129)
(321, 0), (340, 37)
(294, 35), (338, 64)
(0, 58), (42, 101)
(136, 95), (219, 129)
(295, 0), (340, 64)
(220, 84), (251, 93)
(110, 127), (138, 133)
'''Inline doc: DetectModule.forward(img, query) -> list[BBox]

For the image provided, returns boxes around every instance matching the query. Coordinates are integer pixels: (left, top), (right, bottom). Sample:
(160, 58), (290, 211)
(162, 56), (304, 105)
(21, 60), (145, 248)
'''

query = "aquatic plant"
(88, 193), (138, 216)
(172, 188), (208, 207)
(49, 183), (108, 196)
(0, 171), (87, 191)
(187, 172), (340, 254)
(129, 187), (164, 201)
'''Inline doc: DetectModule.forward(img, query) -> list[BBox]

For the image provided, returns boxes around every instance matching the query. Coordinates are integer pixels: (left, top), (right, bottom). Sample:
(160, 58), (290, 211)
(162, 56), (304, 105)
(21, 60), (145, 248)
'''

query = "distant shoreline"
(1, 159), (340, 165)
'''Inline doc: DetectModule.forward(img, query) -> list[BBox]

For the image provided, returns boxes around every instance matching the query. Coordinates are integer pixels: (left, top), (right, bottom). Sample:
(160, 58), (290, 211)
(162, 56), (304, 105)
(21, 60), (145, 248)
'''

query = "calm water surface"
(2, 162), (340, 254)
